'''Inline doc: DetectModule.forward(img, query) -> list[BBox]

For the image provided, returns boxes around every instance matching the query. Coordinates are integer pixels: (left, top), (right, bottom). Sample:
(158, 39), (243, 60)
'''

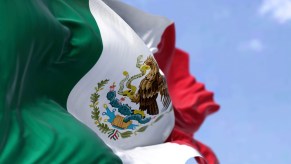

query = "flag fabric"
(103, 1), (220, 163)
(0, 0), (121, 163)
(0, 0), (219, 163)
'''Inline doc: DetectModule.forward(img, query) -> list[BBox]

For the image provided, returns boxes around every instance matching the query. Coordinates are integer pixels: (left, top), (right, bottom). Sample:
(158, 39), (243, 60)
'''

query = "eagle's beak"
(140, 64), (150, 74)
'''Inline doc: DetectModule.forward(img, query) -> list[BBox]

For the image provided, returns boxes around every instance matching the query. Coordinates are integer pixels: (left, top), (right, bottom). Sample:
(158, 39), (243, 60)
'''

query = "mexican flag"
(0, 0), (219, 163)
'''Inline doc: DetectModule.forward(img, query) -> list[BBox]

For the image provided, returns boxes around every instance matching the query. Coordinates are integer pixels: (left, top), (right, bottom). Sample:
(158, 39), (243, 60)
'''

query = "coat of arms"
(89, 55), (172, 140)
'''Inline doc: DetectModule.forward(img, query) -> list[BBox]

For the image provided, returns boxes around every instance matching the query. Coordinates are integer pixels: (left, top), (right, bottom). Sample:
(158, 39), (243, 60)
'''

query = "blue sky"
(123, 0), (291, 163)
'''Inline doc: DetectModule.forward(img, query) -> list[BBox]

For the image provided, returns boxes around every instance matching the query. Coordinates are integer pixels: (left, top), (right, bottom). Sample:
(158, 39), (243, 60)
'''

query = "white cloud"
(238, 39), (264, 52)
(259, 0), (291, 23)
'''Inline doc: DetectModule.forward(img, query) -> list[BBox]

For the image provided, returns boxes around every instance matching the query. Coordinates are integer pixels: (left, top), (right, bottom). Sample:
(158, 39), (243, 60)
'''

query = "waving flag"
(0, 0), (121, 163)
(103, 1), (220, 163)
(0, 0), (219, 163)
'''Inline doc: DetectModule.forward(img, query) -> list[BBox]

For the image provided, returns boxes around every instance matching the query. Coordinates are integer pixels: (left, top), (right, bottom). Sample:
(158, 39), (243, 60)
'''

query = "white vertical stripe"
(102, 0), (173, 53)
(115, 142), (202, 164)
(67, 0), (174, 150)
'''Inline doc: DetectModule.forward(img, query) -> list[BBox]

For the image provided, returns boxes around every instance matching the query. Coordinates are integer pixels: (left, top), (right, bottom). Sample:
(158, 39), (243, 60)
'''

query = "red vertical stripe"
(154, 24), (220, 164)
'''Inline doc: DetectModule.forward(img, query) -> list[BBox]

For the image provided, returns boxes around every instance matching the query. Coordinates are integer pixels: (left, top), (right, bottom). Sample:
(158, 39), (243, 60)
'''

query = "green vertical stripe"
(0, 0), (121, 163)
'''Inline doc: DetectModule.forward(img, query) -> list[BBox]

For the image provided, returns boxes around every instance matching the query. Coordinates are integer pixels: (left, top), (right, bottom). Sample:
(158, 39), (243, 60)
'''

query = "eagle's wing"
(158, 75), (171, 109)
(138, 77), (159, 115)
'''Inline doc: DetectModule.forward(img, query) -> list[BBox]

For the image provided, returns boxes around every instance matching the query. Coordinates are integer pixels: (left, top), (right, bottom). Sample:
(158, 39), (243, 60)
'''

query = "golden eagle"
(137, 56), (171, 115)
